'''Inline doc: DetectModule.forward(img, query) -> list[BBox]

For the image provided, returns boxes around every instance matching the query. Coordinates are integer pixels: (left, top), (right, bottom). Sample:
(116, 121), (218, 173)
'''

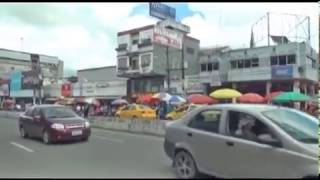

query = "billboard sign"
(61, 83), (72, 97)
(149, 3), (176, 20)
(271, 65), (293, 79)
(22, 71), (35, 89)
(10, 71), (22, 91)
(153, 26), (183, 49)
(185, 75), (204, 93)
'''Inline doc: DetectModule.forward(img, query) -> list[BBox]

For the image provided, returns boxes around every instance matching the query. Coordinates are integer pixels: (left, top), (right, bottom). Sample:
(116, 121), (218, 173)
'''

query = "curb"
(91, 125), (164, 138)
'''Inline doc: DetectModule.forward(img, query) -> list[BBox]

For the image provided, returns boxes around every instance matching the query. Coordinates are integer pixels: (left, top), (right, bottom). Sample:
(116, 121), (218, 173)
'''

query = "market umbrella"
(169, 95), (186, 104)
(187, 94), (218, 105)
(264, 91), (282, 103)
(238, 93), (265, 103)
(272, 91), (311, 103)
(210, 88), (242, 99)
(111, 99), (128, 106)
(152, 92), (172, 102)
(136, 95), (158, 104)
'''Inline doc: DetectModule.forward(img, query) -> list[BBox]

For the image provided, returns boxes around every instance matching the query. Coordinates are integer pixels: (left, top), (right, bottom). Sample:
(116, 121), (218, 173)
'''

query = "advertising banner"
(153, 26), (183, 49)
(271, 65), (293, 79)
(185, 75), (204, 93)
(61, 83), (72, 97)
(22, 71), (35, 89)
(149, 3), (176, 20)
(10, 71), (22, 91)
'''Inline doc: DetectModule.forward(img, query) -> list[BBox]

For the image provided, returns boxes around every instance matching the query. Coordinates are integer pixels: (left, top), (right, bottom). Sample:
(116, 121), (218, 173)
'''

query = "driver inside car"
(235, 115), (258, 141)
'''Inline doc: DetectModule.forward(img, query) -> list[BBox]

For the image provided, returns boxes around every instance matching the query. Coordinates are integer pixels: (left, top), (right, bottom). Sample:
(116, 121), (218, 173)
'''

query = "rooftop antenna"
(20, 37), (24, 51)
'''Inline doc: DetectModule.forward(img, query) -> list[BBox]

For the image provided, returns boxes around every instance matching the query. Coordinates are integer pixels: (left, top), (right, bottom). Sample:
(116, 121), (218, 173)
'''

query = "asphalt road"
(0, 117), (176, 178)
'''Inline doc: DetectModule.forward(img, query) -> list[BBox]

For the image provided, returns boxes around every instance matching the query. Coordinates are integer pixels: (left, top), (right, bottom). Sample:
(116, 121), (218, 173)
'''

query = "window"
(25, 107), (34, 117)
(43, 107), (76, 119)
(262, 109), (318, 144)
(33, 108), (41, 117)
(227, 111), (275, 143)
(118, 43), (127, 49)
(132, 39), (139, 45)
(207, 63), (213, 71)
(230, 61), (237, 69)
(287, 55), (296, 64)
(187, 47), (195, 55)
(201, 64), (207, 72)
(251, 58), (259, 67)
(238, 59), (244, 69)
(244, 59), (251, 68)
(141, 54), (151, 67)
(270, 56), (278, 65)
(130, 56), (139, 70)
(141, 38), (151, 45)
(118, 57), (128, 69)
(279, 55), (286, 65)
(188, 109), (222, 133)
(213, 62), (219, 70)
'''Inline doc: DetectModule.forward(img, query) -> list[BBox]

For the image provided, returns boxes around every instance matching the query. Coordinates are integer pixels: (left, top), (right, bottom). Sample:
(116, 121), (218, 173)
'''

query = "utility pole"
(181, 37), (185, 96)
(166, 46), (170, 94)
(267, 12), (270, 46)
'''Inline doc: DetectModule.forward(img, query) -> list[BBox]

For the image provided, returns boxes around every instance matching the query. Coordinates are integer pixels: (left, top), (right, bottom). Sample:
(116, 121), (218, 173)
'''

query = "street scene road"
(0, 117), (175, 178)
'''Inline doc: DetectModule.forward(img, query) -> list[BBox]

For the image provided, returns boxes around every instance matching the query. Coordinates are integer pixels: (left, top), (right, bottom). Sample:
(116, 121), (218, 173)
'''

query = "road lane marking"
(10, 141), (34, 152)
(92, 135), (124, 143)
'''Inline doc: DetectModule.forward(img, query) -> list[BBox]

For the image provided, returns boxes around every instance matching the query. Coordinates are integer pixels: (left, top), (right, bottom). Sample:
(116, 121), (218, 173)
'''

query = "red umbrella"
(238, 93), (265, 103)
(187, 94), (218, 105)
(264, 91), (282, 103)
(136, 95), (159, 104)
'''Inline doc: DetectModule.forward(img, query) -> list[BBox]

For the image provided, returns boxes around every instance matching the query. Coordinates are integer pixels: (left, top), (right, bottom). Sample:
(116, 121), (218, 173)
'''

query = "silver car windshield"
(262, 108), (318, 144)
(43, 107), (77, 119)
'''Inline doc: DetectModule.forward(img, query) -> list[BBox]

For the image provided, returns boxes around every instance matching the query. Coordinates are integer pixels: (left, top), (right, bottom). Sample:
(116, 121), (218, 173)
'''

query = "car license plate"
(72, 130), (82, 136)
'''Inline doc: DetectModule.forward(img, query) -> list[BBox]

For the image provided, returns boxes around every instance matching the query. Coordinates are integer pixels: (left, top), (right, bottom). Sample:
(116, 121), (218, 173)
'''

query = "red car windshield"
(43, 107), (77, 119)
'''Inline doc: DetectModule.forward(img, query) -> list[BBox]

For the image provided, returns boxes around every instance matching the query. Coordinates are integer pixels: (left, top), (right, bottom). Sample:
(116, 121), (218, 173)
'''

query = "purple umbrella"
(111, 99), (128, 106)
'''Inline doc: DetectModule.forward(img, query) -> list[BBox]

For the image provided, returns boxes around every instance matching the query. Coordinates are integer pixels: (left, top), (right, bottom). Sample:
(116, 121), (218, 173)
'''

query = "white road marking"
(10, 141), (34, 153)
(92, 135), (124, 143)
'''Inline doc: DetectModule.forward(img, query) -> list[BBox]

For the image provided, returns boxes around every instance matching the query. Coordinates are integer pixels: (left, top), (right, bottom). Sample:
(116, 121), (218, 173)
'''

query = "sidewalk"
(0, 111), (168, 137)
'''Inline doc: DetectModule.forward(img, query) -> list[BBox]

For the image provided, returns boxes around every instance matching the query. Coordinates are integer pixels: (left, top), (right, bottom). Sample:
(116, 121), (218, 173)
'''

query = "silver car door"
(185, 109), (232, 178)
(223, 110), (302, 178)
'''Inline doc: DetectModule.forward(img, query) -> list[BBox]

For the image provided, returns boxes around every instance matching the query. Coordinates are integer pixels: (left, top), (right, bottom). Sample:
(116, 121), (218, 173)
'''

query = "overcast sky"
(0, 3), (318, 77)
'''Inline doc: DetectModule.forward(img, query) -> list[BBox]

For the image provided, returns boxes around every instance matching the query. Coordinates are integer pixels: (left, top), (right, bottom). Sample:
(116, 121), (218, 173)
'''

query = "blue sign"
(149, 3), (176, 20)
(271, 65), (293, 79)
(10, 71), (22, 91)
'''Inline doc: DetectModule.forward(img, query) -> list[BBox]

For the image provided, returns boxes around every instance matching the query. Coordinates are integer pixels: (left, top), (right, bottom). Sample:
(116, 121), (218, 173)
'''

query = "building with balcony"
(115, 21), (200, 98)
(198, 42), (319, 99)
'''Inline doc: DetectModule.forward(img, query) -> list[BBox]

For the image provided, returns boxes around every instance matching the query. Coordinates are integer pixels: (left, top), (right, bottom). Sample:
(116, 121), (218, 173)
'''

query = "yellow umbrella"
(210, 88), (242, 99)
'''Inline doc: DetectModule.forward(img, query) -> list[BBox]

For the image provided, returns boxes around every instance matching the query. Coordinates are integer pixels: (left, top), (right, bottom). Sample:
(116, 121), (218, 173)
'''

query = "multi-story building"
(115, 20), (200, 99)
(0, 48), (63, 103)
(198, 42), (318, 99)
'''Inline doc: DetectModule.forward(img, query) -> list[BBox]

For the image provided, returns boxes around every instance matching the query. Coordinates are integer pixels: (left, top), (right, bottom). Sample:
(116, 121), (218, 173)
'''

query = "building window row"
(270, 54), (296, 66)
(230, 58), (259, 69)
(201, 62), (219, 72)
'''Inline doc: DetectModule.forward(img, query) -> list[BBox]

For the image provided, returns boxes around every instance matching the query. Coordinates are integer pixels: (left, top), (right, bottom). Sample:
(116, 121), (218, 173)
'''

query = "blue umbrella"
(111, 99), (128, 106)
(169, 95), (186, 104)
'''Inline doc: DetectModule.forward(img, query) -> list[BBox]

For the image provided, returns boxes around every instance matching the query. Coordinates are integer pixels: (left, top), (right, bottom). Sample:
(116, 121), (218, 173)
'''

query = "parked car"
(116, 104), (156, 120)
(164, 104), (318, 179)
(166, 104), (204, 120)
(19, 104), (91, 144)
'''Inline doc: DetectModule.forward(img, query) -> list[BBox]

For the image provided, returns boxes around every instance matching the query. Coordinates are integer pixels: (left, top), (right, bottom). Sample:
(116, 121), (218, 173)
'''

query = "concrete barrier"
(0, 111), (167, 137)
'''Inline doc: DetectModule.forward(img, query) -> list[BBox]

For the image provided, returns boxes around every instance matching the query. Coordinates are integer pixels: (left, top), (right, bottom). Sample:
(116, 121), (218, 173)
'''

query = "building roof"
(0, 48), (60, 64)
(77, 66), (117, 72)
(117, 25), (155, 36)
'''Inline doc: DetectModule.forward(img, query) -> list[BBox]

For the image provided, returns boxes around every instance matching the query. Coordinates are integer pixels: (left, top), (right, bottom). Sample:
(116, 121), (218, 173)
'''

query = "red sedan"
(19, 104), (91, 144)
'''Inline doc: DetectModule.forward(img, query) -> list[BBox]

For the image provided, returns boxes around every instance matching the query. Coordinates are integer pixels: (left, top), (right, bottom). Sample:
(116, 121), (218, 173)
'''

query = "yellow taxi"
(166, 104), (204, 120)
(116, 104), (156, 120)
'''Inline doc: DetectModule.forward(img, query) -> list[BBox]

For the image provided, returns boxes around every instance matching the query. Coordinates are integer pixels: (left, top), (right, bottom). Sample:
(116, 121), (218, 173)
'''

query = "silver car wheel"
(174, 151), (197, 179)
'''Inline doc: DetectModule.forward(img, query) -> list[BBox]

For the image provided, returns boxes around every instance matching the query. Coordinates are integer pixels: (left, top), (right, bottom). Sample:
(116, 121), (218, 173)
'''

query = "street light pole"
(166, 46), (171, 94)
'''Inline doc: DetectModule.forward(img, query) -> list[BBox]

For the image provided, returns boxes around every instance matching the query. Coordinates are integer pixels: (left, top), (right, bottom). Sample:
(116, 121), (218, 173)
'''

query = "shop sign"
(271, 65), (293, 79)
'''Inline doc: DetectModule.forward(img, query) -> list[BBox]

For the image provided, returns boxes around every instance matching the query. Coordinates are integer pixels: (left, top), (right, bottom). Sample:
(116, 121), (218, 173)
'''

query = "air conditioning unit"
(298, 66), (304, 74)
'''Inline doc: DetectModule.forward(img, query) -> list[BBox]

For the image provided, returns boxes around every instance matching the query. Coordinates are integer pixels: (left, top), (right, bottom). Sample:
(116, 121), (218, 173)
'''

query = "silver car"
(164, 104), (318, 179)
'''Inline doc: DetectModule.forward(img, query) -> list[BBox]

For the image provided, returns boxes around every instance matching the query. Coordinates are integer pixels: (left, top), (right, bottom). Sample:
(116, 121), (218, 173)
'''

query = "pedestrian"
(83, 104), (90, 118)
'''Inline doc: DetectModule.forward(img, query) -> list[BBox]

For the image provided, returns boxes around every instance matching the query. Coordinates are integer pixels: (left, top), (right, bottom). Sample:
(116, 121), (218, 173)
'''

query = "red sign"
(61, 83), (72, 97)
